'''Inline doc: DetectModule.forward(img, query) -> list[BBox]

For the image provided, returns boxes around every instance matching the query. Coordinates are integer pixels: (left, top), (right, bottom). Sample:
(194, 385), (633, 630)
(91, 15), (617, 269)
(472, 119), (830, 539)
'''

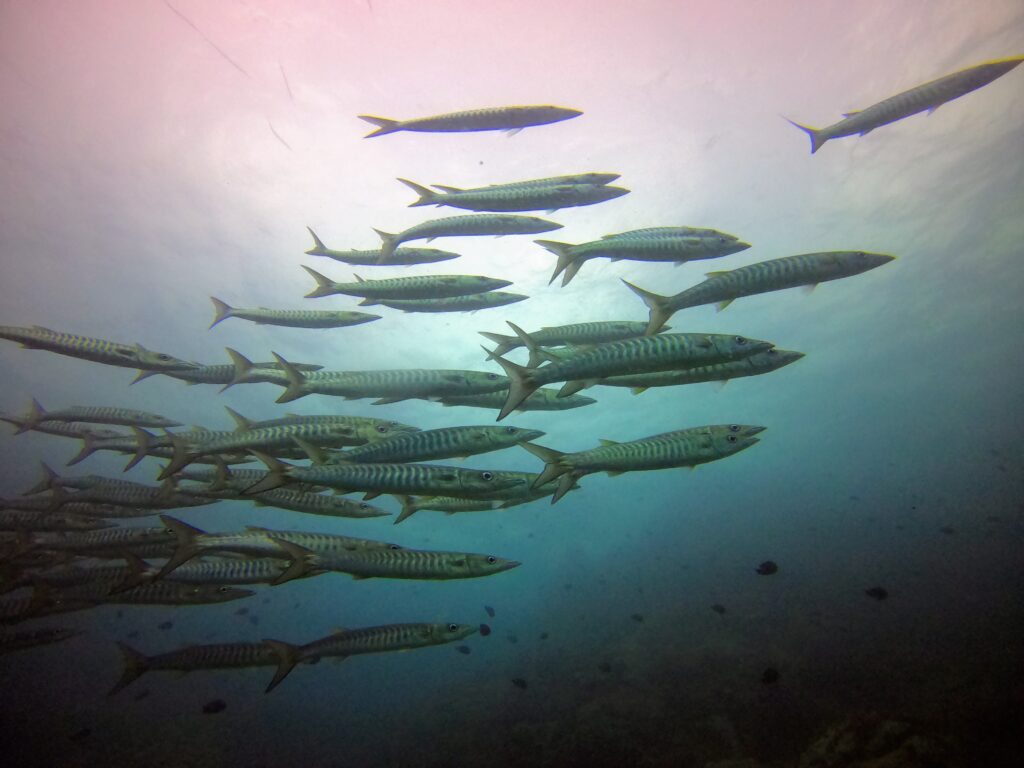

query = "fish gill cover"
(0, 2), (1022, 767)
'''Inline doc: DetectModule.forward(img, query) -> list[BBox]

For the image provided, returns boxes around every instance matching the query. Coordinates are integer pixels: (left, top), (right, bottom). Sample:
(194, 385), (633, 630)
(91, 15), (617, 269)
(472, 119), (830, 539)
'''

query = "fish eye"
(389, 544), (401, 550)
(734, 336), (747, 344)
(158, 354), (172, 361)
(375, 425), (388, 433)
(729, 424), (740, 432)
(487, 556), (497, 564)
(504, 427), (517, 434)
(481, 471), (494, 481)
(218, 586), (229, 592)
(486, 373), (498, 380)
(727, 435), (738, 443)
(359, 503), (368, 510)
(448, 623), (458, 632)
(767, 348), (776, 355)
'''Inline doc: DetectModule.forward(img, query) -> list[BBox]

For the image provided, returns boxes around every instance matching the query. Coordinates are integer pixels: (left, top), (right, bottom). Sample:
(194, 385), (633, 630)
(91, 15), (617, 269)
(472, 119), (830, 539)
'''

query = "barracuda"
(0, 509), (114, 532)
(249, 488), (390, 520)
(392, 480), (567, 524)
(0, 325), (198, 371)
(258, 352), (510, 405)
(304, 227), (461, 266)
(0, 627), (79, 656)
(488, 327), (773, 420)
(132, 356), (323, 388)
(303, 265), (513, 299)
(373, 213), (562, 264)
(436, 389), (597, 412)
(369, 292), (529, 313)
(263, 621), (478, 692)
(17, 399), (181, 430)
(208, 298), (380, 330)
(110, 640), (296, 696)
(325, 425), (544, 465)
(523, 425), (765, 503)
(397, 177), (628, 213)
(537, 232), (750, 286)
(598, 348), (806, 393)
(786, 56), (1024, 153)
(1, 412), (125, 441)
(600, 226), (741, 241)
(358, 104), (582, 137)
(624, 251), (896, 335)
(245, 453), (526, 500)
(479, 320), (662, 358)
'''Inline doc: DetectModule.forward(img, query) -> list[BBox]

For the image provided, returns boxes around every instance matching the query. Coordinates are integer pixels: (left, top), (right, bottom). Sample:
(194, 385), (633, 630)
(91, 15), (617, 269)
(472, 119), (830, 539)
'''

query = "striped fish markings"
(264, 622), (478, 692)
(373, 213), (562, 264)
(436, 389), (597, 412)
(488, 326), (773, 420)
(304, 227), (461, 266)
(523, 425), (765, 503)
(131, 355), (323, 388)
(16, 399), (180, 430)
(109, 641), (294, 696)
(480, 320), (664, 359)
(624, 251), (896, 335)
(0, 627), (79, 657)
(303, 266), (512, 300)
(537, 230), (750, 286)
(601, 226), (742, 241)
(369, 292), (529, 314)
(0, 326), (198, 371)
(249, 489), (390, 520)
(397, 178), (629, 213)
(245, 453), (526, 499)
(324, 425), (544, 465)
(599, 348), (806, 393)
(208, 298), (380, 330)
(358, 104), (582, 137)
(456, 172), (621, 188)
(0, 509), (113, 532)
(1, 412), (124, 441)
(786, 56), (1024, 153)
(260, 352), (510, 405)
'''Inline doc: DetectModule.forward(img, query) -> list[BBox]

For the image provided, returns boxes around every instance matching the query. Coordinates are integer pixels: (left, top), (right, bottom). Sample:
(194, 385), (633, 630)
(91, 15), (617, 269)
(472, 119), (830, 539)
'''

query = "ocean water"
(1, 1), (1022, 766)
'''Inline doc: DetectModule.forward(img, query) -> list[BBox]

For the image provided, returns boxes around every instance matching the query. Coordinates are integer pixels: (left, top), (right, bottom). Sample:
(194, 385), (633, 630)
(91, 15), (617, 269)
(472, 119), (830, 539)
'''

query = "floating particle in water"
(895, 525), (905, 531)
(262, 598), (270, 604)
(849, 495), (861, 502)
(755, 561), (778, 575)
(511, 678), (528, 690)
(761, 668), (779, 685)
(484, 605), (495, 618)
(69, 727), (91, 742)
(235, 607), (249, 616)
(133, 689), (150, 702)
(711, 604), (726, 615)
(479, 623), (491, 636)
(455, 645), (471, 655)
(865, 586), (888, 601)
(939, 526), (955, 535)
(127, 630), (140, 639)
(158, 621), (173, 630)
(115, 611), (123, 620)
(986, 515), (1001, 523)
(202, 699), (227, 714)
(598, 661), (612, 674)
(249, 615), (259, 626)
(630, 613), (644, 623)
(527, 532), (534, 538)
(506, 633), (519, 644)
(563, 583), (573, 591)
(539, 632), (549, 640)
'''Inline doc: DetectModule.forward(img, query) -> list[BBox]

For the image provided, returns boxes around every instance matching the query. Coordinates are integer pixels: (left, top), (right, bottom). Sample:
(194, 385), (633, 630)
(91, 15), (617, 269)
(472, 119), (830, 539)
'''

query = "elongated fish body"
(0, 510), (113, 532)
(246, 454), (526, 498)
(489, 331), (773, 420)
(536, 235), (750, 286)
(372, 292), (529, 314)
(110, 640), (290, 695)
(29, 526), (178, 554)
(599, 348), (805, 392)
(1, 413), (125, 440)
(601, 226), (740, 241)
(393, 484), (562, 523)
(162, 557), (321, 586)
(267, 355), (510, 404)
(625, 251), (896, 335)
(480, 320), (658, 358)
(228, 412), (419, 437)
(57, 482), (214, 510)
(58, 502), (155, 519)
(358, 105), (582, 137)
(139, 359), (323, 387)
(305, 228), (461, 266)
(250, 489), (389, 519)
(787, 56), (1024, 153)
(171, 467), (328, 495)
(0, 325), (198, 371)
(373, 213), (562, 263)
(303, 266), (512, 300)
(524, 425), (764, 502)
(57, 580), (253, 607)
(9, 560), (141, 592)
(437, 389), (597, 412)
(208, 298), (380, 330)
(263, 622), (477, 691)
(329, 425), (545, 465)
(0, 627), (79, 656)
(467, 172), (620, 189)
(398, 178), (629, 213)
(19, 400), (180, 429)
(279, 542), (520, 582)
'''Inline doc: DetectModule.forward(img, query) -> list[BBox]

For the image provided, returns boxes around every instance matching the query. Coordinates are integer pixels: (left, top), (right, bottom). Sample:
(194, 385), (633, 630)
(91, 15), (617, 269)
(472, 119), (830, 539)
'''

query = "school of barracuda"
(3, 59), (1020, 691)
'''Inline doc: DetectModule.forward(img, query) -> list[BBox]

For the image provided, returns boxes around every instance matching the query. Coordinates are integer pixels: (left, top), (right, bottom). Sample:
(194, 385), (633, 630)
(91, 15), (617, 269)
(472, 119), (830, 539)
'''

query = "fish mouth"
(498, 560), (522, 572)
(743, 426), (768, 436)
(520, 430), (546, 442)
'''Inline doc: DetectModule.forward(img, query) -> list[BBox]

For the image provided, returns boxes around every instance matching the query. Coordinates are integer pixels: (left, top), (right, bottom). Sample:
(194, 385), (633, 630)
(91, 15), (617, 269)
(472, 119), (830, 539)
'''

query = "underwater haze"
(1, 1), (1023, 766)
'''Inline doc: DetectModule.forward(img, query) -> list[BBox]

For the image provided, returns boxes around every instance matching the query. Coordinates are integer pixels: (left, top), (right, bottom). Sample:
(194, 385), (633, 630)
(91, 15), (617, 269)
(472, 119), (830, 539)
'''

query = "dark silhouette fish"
(202, 699), (227, 714)
(511, 677), (528, 690)
(865, 586), (889, 601)
(761, 668), (780, 685)
(479, 624), (491, 636)
(711, 604), (727, 615)
(484, 605), (495, 617)
(755, 561), (778, 575)
(455, 645), (471, 655)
